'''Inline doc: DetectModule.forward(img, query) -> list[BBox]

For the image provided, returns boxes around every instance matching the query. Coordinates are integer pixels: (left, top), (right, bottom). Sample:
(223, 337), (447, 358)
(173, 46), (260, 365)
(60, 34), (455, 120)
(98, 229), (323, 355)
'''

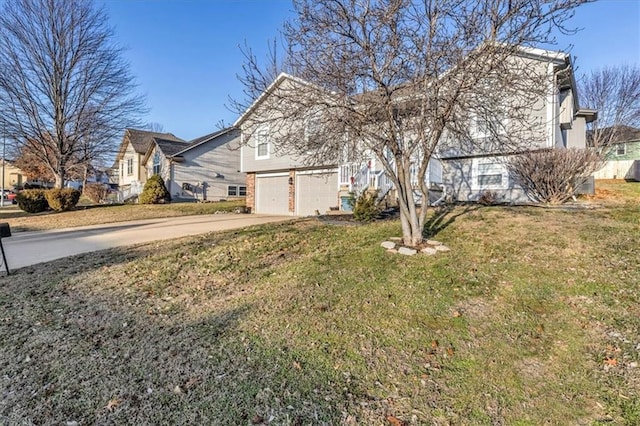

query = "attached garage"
(295, 171), (339, 216)
(255, 174), (290, 215)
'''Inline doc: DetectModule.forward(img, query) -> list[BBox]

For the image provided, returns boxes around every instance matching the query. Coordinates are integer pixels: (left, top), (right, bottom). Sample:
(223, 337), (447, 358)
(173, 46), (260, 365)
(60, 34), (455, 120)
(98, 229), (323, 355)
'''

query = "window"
(126, 158), (134, 175)
(227, 185), (247, 197)
(256, 129), (269, 159)
(152, 152), (161, 175)
(616, 144), (626, 156)
(473, 159), (508, 190)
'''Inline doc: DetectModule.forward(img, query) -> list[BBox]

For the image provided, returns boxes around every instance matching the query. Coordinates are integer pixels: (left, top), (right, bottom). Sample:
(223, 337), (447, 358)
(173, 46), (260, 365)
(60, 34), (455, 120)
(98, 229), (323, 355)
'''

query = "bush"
(478, 190), (499, 205)
(139, 174), (171, 204)
(507, 148), (604, 204)
(351, 190), (381, 222)
(45, 188), (81, 212)
(15, 189), (49, 213)
(84, 183), (109, 204)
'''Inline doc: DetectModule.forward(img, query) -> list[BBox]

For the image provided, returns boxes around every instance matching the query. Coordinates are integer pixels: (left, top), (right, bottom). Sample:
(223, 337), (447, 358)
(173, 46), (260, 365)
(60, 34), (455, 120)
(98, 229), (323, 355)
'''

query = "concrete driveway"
(2, 214), (292, 270)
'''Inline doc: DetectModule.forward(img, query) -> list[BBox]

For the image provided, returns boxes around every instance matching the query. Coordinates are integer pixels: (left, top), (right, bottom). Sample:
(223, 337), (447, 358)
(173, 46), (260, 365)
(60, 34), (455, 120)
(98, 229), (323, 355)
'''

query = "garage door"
(296, 172), (338, 216)
(256, 175), (290, 215)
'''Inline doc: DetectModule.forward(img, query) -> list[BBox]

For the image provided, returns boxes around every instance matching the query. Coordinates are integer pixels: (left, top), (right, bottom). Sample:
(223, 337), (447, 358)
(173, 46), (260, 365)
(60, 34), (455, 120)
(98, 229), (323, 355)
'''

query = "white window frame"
(255, 128), (269, 160)
(227, 185), (247, 197)
(616, 144), (626, 156)
(472, 158), (509, 190)
(471, 104), (508, 140)
(152, 152), (161, 175)
(126, 157), (134, 176)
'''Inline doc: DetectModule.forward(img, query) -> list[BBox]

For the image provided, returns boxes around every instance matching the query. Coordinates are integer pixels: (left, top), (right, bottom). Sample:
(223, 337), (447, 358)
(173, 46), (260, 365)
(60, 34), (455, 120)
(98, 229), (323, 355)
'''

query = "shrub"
(45, 188), (81, 212)
(351, 190), (381, 222)
(139, 174), (171, 204)
(84, 183), (109, 204)
(507, 148), (604, 204)
(16, 189), (49, 213)
(478, 190), (499, 205)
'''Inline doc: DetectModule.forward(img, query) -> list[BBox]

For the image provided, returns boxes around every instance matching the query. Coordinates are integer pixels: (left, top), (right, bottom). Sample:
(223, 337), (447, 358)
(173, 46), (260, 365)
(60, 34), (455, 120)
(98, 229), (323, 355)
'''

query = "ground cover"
(0, 182), (638, 424)
(0, 200), (245, 232)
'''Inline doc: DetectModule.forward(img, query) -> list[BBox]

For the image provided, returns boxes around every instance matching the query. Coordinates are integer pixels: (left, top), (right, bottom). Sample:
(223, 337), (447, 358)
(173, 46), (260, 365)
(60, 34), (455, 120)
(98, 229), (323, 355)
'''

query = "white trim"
(240, 133), (245, 172)
(295, 168), (339, 176)
(546, 62), (555, 148)
(255, 127), (270, 160)
(256, 172), (289, 178)
(471, 158), (509, 191)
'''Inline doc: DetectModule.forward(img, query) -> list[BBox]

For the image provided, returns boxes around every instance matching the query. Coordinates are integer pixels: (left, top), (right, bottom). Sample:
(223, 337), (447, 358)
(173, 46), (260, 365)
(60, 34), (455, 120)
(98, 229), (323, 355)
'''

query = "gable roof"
(116, 128), (184, 160)
(173, 127), (238, 156)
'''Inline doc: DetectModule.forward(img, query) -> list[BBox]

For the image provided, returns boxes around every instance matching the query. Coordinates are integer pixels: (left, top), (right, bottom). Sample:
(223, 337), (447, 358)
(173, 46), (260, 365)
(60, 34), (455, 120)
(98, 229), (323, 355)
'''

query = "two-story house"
(236, 47), (596, 215)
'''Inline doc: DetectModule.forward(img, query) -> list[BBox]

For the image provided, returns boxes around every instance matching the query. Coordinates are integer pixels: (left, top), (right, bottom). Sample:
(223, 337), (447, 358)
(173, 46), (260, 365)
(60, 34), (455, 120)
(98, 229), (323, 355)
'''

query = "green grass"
(0, 199), (245, 232)
(0, 182), (638, 424)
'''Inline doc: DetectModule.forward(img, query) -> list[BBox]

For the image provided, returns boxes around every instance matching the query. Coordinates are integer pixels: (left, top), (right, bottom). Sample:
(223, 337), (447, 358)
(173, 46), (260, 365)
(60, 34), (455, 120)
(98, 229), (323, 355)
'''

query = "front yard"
(0, 182), (638, 424)
(0, 199), (245, 232)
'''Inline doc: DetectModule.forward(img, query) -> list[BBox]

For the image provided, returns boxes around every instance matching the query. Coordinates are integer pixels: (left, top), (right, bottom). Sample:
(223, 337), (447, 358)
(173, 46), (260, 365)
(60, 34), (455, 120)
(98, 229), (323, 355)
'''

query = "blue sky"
(105, 0), (640, 141)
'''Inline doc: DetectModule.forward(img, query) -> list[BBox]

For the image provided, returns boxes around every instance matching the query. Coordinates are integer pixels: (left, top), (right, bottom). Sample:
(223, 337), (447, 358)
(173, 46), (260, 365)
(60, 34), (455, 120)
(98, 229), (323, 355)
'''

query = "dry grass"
(0, 182), (638, 424)
(0, 200), (245, 232)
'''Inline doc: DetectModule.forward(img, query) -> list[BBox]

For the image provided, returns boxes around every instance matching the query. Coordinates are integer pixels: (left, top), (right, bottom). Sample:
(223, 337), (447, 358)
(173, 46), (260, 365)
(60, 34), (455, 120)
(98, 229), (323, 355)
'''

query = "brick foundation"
(288, 169), (296, 213)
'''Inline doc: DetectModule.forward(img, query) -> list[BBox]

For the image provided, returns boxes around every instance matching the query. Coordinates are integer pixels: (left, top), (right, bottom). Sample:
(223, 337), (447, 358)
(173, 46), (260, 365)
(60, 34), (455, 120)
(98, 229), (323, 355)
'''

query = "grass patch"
(0, 200), (245, 232)
(0, 181), (638, 424)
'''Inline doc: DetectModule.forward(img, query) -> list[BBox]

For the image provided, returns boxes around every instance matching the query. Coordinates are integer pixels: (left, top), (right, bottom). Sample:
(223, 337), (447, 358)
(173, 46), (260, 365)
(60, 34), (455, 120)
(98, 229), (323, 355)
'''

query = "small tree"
(507, 148), (603, 204)
(139, 175), (171, 204)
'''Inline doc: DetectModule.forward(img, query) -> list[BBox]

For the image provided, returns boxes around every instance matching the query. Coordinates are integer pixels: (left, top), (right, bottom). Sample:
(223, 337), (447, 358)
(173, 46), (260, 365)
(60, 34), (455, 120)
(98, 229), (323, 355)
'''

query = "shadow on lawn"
(423, 204), (481, 238)
(0, 234), (355, 424)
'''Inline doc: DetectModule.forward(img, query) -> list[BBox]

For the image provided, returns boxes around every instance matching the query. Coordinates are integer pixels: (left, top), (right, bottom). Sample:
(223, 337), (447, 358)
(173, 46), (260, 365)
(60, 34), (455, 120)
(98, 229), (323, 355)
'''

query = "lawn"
(0, 199), (245, 232)
(0, 181), (638, 425)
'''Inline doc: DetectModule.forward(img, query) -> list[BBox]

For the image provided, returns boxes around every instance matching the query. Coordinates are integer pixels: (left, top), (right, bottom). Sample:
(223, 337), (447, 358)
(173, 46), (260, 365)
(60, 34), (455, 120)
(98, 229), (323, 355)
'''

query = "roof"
(116, 128), (185, 160)
(173, 127), (239, 156)
(590, 125), (640, 144)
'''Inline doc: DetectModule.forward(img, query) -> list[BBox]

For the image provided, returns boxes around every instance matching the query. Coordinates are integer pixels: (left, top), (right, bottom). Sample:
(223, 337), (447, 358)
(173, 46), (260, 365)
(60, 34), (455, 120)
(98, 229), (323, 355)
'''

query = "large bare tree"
(0, 0), (145, 188)
(231, 0), (588, 247)
(579, 65), (640, 149)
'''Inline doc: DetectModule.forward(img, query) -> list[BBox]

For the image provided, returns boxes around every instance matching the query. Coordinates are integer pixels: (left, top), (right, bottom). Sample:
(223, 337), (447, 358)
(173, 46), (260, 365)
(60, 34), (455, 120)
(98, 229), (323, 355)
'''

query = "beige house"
(1, 160), (26, 190)
(113, 129), (185, 199)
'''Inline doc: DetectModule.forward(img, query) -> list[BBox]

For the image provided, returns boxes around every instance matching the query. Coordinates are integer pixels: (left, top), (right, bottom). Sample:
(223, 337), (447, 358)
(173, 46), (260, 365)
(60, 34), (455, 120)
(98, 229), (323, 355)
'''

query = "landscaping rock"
(421, 247), (437, 255)
(381, 241), (396, 249)
(398, 247), (417, 256)
(435, 245), (450, 252)
(390, 237), (402, 242)
(426, 240), (442, 246)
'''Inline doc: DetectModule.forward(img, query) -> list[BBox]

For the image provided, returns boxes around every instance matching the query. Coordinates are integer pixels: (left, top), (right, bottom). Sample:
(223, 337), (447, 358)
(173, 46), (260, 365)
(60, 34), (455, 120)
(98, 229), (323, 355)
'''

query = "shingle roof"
(126, 129), (184, 155)
(154, 137), (190, 157)
(172, 127), (238, 156)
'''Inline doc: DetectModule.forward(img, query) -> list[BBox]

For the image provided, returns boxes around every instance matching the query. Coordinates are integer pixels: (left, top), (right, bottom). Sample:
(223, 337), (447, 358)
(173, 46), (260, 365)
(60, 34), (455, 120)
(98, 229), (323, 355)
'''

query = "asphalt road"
(1, 213), (292, 271)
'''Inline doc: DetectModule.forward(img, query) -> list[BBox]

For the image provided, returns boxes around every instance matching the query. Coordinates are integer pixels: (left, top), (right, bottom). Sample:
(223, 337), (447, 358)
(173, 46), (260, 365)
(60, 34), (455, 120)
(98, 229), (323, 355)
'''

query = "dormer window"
(616, 144), (626, 156)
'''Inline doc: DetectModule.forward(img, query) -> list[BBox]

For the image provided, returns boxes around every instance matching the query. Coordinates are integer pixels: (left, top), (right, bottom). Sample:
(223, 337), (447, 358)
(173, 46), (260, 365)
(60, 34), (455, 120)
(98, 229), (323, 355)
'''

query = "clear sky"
(104, 0), (640, 141)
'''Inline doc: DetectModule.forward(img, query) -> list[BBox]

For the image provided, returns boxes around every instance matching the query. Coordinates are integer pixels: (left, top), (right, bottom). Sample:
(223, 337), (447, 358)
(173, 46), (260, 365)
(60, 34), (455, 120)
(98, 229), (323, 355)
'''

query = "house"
(236, 48), (596, 215)
(141, 127), (245, 201)
(592, 126), (640, 181)
(113, 129), (186, 198)
(0, 160), (26, 190)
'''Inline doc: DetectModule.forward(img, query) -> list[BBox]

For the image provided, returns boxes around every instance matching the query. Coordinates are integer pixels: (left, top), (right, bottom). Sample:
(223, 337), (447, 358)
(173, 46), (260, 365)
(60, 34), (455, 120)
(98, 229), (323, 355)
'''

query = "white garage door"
(296, 172), (338, 216)
(256, 175), (290, 215)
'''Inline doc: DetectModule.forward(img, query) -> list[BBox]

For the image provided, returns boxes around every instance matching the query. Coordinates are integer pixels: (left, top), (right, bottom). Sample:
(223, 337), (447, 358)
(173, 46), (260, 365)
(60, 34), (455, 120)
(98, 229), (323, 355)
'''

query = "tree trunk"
(395, 161), (424, 247)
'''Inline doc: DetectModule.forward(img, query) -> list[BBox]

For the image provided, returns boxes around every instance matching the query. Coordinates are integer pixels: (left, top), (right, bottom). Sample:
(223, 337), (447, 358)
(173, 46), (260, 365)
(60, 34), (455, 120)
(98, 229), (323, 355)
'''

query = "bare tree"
(231, 0), (588, 246)
(579, 65), (640, 149)
(507, 148), (603, 204)
(0, 0), (145, 188)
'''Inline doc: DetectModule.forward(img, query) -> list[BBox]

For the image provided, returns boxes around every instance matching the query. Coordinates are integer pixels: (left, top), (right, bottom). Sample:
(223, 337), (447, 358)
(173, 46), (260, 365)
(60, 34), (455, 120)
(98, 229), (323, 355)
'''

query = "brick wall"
(246, 173), (255, 213)
(288, 169), (296, 213)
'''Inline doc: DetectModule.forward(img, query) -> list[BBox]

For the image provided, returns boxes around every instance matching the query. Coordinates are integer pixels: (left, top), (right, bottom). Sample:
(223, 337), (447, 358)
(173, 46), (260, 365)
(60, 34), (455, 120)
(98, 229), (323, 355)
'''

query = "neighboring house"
(113, 129), (185, 199)
(236, 47), (596, 216)
(592, 126), (640, 181)
(0, 160), (26, 190)
(141, 127), (245, 201)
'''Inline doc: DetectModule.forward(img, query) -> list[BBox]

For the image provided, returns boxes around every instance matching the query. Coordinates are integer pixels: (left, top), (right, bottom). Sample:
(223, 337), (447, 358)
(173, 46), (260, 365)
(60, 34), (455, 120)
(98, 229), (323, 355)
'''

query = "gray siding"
(172, 130), (245, 201)
(241, 133), (306, 172)
(442, 156), (531, 203)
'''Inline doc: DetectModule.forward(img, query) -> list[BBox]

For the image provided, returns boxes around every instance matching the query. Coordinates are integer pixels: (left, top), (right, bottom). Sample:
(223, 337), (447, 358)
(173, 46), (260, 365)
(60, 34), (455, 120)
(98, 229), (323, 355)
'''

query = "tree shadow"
(423, 203), (481, 238)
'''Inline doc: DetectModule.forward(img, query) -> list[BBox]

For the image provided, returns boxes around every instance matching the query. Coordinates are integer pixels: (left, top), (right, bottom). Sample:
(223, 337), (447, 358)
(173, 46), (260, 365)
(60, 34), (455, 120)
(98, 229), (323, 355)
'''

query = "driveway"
(2, 214), (292, 270)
